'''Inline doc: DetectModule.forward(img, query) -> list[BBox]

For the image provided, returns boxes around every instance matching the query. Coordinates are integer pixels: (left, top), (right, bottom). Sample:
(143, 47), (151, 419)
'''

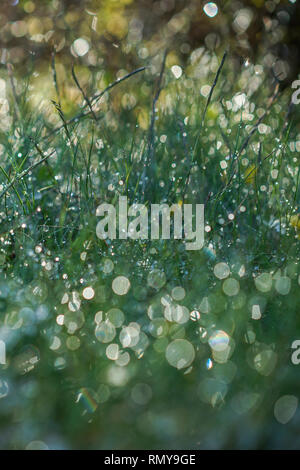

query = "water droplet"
(274, 395), (298, 424)
(208, 330), (230, 352)
(203, 2), (218, 18)
(112, 276), (130, 295)
(165, 339), (195, 369)
(214, 262), (230, 280)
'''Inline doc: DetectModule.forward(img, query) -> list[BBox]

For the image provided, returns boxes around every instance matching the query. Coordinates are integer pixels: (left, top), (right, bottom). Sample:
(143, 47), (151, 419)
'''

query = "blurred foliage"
(0, 0), (299, 88)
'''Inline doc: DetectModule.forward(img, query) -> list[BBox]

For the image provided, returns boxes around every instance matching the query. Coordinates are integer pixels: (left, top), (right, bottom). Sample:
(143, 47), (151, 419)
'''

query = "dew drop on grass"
(203, 2), (218, 18)
(275, 276), (291, 295)
(161, 294), (172, 307)
(71, 38), (90, 57)
(0, 379), (9, 399)
(190, 310), (201, 321)
(212, 339), (235, 363)
(147, 269), (166, 290)
(171, 286), (185, 301)
(120, 325), (140, 348)
(116, 351), (130, 367)
(68, 291), (81, 311)
(106, 343), (119, 360)
(199, 297), (210, 313)
(274, 395), (298, 424)
(66, 336), (80, 351)
(76, 387), (99, 414)
(112, 276), (130, 295)
(49, 336), (61, 351)
(255, 273), (272, 292)
(251, 304), (262, 320)
(171, 65), (182, 79)
(245, 330), (256, 344)
(64, 310), (84, 333)
(149, 318), (168, 338)
(107, 365), (129, 386)
(252, 348), (277, 376)
(165, 339), (195, 369)
(168, 304), (189, 324)
(61, 293), (68, 304)
(82, 286), (95, 300)
(102, 258), (114, 274)
(94, 311), (103, 324)
(106, 308), (125, 327)
(198, 378), (227, 406)
(95, 321), (116, 343)
(222, 278), (240, 296)
(131, 332), (149, 357)
(56, 314), (64, 326)
(208, 330), (230, 352)
(214, 262), (230, 280)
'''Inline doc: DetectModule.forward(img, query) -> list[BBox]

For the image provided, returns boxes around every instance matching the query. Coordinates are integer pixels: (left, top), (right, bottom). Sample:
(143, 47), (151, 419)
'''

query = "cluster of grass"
(0, 50), (300, 449)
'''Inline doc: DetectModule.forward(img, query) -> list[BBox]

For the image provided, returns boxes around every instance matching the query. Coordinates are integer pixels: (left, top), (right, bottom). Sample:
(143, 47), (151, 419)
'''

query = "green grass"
(0, 51), (300, 449)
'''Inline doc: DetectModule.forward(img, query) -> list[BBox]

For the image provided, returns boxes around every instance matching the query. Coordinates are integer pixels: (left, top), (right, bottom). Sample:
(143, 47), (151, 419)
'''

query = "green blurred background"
(1, 0), (299, 87)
